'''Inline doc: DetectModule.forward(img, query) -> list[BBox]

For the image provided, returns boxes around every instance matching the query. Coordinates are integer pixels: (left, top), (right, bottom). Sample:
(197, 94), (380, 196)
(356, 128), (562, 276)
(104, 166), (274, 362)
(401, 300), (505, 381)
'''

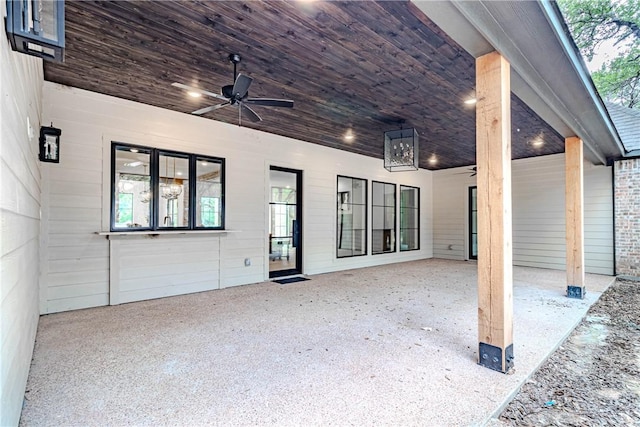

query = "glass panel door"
(269, 167), (302, 277)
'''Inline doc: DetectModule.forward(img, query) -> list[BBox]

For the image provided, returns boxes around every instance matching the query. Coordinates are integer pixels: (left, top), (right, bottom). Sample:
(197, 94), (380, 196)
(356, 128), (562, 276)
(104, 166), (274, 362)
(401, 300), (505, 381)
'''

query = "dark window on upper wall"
(400, 185), (420, 251)
(372, 181), (396, 254)
(111, 143), (224, 231)
(337, 176), (367, 258)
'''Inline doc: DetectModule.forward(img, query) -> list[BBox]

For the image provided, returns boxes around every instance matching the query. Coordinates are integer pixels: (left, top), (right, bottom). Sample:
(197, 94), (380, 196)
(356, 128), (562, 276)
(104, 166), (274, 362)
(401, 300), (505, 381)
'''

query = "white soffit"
(412, 0), (625, 165)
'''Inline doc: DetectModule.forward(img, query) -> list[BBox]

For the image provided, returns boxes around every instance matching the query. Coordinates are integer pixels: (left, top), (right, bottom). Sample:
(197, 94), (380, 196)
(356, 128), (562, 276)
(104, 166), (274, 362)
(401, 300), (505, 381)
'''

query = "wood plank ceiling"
(44, 0), (564, 170)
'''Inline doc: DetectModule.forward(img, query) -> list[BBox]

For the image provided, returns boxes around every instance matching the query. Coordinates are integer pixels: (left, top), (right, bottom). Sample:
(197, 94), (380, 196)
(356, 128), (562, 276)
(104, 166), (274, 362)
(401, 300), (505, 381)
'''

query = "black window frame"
(110, 142), (225, 232)
(399, 185), (420, 251)
(469, 186), (478, 260)
(336, 175), (368, 258)
(371, 180), (397, 255)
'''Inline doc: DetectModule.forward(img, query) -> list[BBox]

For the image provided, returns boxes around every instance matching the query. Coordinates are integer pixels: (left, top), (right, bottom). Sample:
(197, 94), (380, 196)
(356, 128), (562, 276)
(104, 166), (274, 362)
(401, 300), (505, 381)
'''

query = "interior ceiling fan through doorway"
(172, 53), (294, 125)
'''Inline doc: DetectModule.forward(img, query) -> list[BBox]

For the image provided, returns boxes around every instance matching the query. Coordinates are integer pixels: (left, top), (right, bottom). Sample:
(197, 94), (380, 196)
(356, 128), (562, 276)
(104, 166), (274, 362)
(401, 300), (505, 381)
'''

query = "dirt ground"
(496, 279), (640, 426)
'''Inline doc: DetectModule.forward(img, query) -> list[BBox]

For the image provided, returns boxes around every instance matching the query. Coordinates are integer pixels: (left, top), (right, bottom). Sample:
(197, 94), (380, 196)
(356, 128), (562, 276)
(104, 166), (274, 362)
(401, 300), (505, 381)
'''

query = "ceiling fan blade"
(245, 98), (294, 108)
(241, 104), (262, 122)
(192, 102), (230, 115)
(232, 74), (253, 99)
(171, 82), (227, 101)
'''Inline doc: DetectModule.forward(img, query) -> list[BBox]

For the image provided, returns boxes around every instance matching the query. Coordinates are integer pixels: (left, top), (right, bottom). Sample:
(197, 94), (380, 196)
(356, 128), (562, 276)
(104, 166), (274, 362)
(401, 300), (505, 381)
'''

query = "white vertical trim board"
(433, 154), (614, 275)
(42, 82), (433, 313)
(1, 7), (44, 425)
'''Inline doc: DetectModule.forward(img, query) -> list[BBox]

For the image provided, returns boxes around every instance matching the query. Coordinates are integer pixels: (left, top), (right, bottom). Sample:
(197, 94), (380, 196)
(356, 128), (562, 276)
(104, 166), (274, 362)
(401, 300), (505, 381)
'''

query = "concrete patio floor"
(20, 259), (614, 426)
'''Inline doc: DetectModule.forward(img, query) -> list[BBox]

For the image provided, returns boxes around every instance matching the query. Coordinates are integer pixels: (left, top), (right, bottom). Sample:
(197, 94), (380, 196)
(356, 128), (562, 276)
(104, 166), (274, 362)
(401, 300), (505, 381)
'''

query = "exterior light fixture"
(5, 0), (65, 62)
(39, 125), (61, 163)
(384, 124), (419, 172)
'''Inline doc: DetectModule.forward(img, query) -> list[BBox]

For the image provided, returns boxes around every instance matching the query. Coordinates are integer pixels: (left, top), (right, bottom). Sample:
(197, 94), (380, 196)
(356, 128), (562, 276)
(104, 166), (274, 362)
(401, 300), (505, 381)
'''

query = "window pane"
(337, 176), (367, 258)
(159, 154), (189, 228)
(372, 206), (384, 228)
(352, 179), (366, 204)
(196, 159), (223, 228)
(372, 181), (384, 205)
(113, 146), (151, 229)
(384, 183), (395, 202)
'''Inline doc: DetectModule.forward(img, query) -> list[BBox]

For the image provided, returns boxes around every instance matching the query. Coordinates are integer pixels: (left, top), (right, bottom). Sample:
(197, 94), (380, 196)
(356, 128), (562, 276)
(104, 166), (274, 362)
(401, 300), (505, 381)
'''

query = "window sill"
(96, 230), (239, 239)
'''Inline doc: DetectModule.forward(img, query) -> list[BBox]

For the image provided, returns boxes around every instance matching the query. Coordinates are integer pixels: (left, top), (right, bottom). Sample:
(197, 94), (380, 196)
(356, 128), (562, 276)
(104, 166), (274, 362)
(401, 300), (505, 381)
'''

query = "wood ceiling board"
(45, 0), (564, 170)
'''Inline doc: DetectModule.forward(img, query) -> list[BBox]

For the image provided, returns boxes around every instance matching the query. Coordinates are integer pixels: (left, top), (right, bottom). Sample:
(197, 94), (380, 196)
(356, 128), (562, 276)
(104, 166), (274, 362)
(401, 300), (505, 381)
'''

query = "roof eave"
(412, 0), (625, 165)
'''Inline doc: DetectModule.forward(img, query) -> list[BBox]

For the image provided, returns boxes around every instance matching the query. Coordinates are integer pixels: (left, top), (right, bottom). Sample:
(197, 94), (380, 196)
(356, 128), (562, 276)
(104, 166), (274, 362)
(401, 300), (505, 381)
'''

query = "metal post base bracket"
(567, 285), (586, 299)
(479, 342), (514, 373)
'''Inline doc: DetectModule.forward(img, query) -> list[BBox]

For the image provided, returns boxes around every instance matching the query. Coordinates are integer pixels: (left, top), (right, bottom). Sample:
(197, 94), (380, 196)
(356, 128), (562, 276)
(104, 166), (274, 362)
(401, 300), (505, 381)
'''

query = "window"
(399, 185), (419, 251)
(337, 176), (367, 258)
(372, 181), (396, 254)
(469, 186), (478, 260)
(111, 143), (224, 231)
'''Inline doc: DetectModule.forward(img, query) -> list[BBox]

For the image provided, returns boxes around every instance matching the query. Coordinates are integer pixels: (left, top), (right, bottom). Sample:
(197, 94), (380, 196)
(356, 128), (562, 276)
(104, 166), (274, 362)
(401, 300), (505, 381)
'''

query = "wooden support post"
(476, 51), (514, 373)
(565, 137), (585, 298)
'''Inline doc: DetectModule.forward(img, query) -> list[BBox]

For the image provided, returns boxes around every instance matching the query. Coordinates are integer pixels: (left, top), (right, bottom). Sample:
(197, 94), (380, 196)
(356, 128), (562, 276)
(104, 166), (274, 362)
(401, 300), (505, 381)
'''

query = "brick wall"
(615, 158), (640, 278)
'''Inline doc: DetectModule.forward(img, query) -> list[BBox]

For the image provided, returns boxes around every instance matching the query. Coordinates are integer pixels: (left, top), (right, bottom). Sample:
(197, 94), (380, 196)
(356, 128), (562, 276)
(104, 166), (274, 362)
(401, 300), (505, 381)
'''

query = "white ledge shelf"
(96, 230), (239, 238)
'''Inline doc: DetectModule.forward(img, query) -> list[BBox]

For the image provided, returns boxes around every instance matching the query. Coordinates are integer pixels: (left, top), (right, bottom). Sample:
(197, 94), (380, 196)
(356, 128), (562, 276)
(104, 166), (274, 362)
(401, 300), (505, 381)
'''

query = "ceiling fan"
(172, 53), (294, 124)
(454, 166), (477, 177)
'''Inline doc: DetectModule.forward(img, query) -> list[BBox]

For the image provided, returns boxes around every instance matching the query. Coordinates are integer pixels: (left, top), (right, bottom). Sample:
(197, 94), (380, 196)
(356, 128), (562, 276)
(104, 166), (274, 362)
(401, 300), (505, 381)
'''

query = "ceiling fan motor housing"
(221, 85), (233, 99)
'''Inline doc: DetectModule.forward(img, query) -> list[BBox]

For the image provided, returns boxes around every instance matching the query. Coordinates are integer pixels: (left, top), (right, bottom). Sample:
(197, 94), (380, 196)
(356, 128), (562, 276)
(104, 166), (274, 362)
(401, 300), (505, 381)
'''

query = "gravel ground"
(496, 279), (640, 426)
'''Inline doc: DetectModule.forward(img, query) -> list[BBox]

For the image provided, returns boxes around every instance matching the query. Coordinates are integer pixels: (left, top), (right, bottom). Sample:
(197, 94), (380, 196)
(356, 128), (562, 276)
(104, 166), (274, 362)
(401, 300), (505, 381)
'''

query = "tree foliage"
(559, 0), (640, 108)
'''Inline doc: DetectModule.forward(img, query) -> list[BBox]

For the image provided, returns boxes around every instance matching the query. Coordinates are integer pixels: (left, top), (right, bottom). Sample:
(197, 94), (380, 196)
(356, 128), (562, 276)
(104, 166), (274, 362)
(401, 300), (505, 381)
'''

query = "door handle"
(292, 220), (299, 248)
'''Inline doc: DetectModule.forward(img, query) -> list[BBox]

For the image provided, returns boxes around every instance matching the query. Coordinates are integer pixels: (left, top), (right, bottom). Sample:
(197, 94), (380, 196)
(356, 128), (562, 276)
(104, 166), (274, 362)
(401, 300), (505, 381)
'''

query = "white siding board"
(119, 281), (217, 304)
(47, 282), (109, 300)
(46, 294), (109, 313)
(48, 257), (109, 274)
(47, 270), (108, 287)
(0, 212), (39, 257)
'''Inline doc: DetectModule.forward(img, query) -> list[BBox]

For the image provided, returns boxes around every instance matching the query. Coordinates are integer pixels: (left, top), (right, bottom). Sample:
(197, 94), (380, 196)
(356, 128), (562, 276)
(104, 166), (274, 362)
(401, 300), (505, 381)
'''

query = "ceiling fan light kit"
(384, 127), (419, 172)
(172, 53), (293, 125)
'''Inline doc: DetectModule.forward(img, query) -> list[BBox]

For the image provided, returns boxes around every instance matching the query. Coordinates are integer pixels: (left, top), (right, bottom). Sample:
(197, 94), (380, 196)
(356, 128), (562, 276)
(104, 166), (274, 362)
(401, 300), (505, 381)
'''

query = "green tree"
(559, 0), (640, 108)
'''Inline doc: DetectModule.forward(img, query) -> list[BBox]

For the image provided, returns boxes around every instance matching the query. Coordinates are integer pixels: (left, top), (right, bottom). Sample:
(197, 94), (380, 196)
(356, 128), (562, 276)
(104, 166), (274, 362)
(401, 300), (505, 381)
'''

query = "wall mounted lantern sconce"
(384, 124), (419, 172)
(5, 0), (65, 62)
(39, 125), (61, 163)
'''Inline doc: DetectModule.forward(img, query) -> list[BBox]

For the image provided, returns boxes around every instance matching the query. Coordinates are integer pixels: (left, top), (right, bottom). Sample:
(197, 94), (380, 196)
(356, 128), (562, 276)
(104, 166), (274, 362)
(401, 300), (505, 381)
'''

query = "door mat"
(273, 277), (310, 285)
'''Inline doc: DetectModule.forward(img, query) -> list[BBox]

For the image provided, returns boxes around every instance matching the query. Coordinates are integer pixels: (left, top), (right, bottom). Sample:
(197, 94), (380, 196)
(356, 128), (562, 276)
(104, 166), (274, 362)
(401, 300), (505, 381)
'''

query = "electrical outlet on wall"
(244, 258), (251, 267)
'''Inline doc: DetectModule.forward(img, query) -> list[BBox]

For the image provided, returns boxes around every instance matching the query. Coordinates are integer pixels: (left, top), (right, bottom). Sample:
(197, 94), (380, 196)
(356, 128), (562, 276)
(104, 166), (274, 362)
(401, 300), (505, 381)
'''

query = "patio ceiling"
(43, 0), (565, 170)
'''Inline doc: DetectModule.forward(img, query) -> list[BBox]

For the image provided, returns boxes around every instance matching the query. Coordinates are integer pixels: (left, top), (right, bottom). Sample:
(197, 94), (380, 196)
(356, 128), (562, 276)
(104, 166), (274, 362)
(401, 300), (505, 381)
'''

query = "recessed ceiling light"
(532, 139), (544, 147)
(200, 161), (208, 166)
(464, 98), (477, 105)
(130, 148), (139, 153)
(124, 161), (143, 167)
(176, 172), (183, 176)
(428, 154), (438, 165)
(188, 91), (202, 98)
(344, 129), (355, 142)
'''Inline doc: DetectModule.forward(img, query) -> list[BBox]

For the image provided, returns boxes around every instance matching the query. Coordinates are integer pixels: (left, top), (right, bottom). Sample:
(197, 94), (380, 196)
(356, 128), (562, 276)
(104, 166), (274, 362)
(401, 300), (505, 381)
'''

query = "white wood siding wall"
(1, 9), (44, 425)
(433, 154), (614, 275)
(41, 82), (433, 313)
